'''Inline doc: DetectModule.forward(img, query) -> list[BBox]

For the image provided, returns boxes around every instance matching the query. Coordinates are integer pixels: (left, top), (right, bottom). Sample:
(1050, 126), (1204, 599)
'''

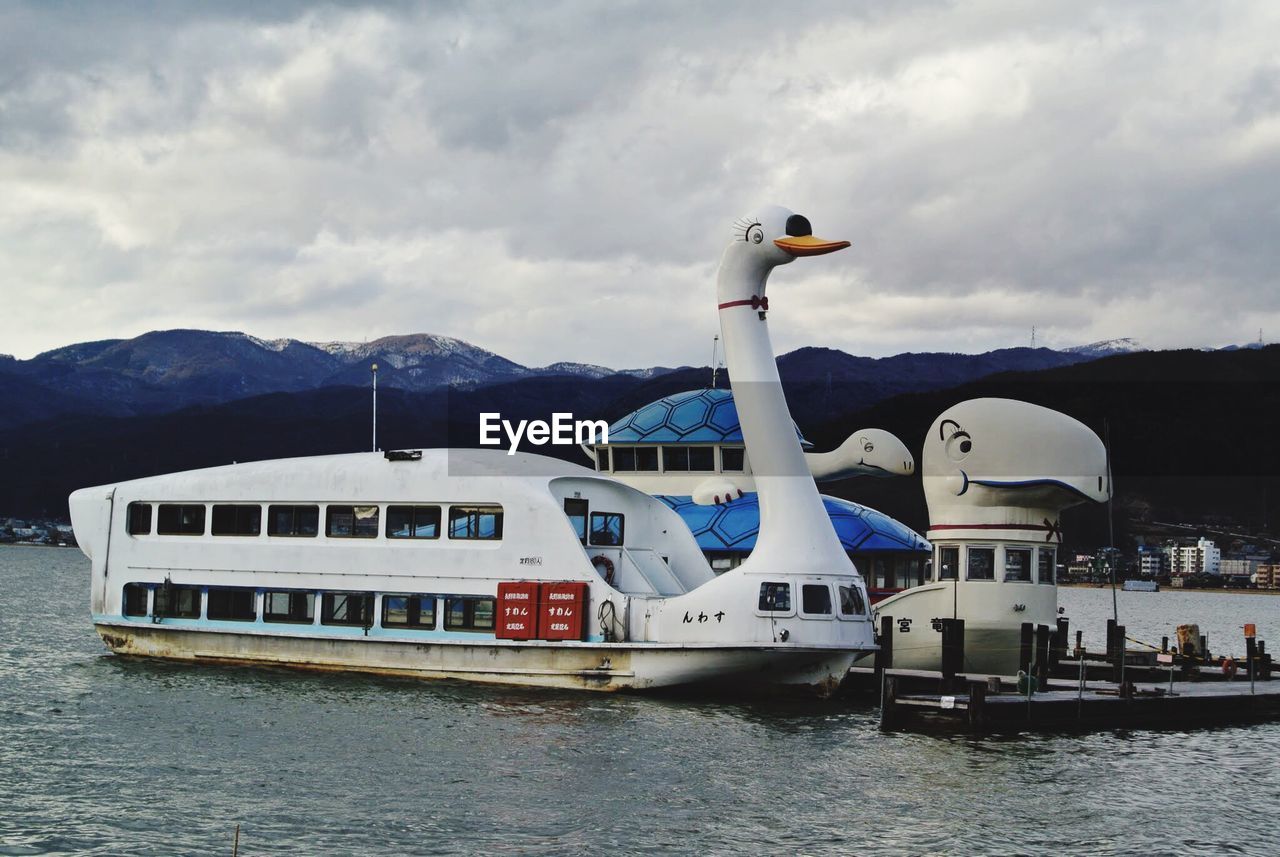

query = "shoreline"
(1059, 582), (1280, 596)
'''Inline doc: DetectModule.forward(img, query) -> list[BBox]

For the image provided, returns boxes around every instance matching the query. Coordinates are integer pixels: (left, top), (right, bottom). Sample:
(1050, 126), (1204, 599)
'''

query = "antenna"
(710, 335), (721, 388)
(1030, 326), (1036, 349)
(371, 363), (378, 452)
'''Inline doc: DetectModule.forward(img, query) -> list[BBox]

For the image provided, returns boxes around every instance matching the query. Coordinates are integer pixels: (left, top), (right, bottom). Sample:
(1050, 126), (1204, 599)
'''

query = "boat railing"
(620, 546), (686, 596)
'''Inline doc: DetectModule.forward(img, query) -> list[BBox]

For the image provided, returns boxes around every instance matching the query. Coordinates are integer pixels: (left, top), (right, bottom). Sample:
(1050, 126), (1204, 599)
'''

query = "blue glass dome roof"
(607, 388), (810, 447)
(657, 493), (931, 554)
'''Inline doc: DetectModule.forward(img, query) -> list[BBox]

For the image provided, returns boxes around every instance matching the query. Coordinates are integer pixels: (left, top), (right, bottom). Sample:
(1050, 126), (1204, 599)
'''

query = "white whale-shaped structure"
(871, 397), (1110, 674)
(68, 204), (875, 694)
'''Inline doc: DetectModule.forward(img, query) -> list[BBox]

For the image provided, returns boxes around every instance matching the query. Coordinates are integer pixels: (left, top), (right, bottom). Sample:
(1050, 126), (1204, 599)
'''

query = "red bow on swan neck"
(718, 295), (768, 311)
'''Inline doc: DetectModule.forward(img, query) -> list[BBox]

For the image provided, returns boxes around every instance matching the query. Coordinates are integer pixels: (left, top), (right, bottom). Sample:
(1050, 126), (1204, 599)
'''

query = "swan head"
(730, 205), (850, 269)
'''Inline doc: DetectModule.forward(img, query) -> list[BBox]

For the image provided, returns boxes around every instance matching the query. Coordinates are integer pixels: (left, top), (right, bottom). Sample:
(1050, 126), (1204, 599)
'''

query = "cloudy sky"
(3, 1), (1278, 368)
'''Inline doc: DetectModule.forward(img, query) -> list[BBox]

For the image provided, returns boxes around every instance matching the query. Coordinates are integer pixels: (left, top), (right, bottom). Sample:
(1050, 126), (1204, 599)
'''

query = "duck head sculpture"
(922, 398), (1110, 543)
(716, 206), (855, 573)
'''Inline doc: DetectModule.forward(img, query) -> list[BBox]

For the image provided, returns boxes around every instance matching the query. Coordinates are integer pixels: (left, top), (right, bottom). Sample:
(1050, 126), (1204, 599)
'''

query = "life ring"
(591, 554), (615, 586)
(1221, 657), (1238, 678)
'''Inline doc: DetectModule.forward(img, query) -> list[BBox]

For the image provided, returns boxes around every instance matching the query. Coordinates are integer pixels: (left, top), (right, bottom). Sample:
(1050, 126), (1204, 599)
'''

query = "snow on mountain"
(1062, 338), (1147, 358)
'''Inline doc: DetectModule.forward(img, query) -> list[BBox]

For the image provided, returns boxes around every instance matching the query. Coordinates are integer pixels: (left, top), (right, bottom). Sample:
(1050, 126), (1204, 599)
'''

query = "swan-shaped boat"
(68, 205), (876, 694)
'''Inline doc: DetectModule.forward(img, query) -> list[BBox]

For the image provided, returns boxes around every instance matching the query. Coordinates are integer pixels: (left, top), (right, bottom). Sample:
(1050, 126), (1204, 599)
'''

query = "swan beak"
(773, 235), (851, 257)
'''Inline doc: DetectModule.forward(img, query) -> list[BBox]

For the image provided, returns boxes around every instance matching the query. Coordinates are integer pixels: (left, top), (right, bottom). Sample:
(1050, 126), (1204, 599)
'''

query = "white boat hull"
(95, 622), (861, 696)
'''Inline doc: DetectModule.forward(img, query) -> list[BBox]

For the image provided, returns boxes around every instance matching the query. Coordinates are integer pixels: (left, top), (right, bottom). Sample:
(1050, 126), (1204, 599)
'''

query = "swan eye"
(863, 441), (874, 453)
(747, 225), (764, 244)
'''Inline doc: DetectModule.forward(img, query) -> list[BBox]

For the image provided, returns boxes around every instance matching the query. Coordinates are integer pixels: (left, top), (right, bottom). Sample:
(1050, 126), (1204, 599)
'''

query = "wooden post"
(968, 679), (987, 729)
(1075, 629), (1083, 658)
(1055, 617), (1069, 661)
(874, 615), (893, 681)
(941, 618), (964, 691)
(880, 675), (899, 730)
(1247, 636), (1258, 694)
(1035, 624), (1051, 687)
(1106, 618), (1117, 661)
(1112, 624), (1126, 685)
(1019, 622), (1033, 675)
(1161, 635), (1169, 654)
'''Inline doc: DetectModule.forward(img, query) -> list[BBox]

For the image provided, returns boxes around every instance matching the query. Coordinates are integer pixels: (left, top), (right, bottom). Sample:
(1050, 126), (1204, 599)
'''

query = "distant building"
(1258, 563), (1280, 589)
(1220, 558), (1259, 581)
(1167, 538), (1221, 576)
(1137, 547), (1166, 578)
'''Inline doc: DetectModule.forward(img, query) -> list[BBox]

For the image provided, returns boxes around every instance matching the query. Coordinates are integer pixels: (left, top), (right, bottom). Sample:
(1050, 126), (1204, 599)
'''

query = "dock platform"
(873, 670), (1280, 733)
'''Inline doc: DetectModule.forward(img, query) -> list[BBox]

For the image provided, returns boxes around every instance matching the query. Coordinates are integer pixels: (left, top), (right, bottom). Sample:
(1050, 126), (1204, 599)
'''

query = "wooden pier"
(853, 615), (1280, 733)
(876, 671), (1280, 733)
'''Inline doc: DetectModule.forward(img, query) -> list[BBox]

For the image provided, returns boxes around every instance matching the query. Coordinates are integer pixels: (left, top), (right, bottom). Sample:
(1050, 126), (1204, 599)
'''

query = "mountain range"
(3, 328), (1277, 552)
(0, 328), (1152, 432)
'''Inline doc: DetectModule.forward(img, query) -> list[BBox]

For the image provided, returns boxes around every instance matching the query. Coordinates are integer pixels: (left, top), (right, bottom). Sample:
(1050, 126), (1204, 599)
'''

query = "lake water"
(3, 546), (1280, 856)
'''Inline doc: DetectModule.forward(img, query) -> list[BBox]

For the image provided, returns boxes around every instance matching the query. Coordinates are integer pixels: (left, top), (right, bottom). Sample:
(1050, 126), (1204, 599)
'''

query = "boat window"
(967, 547), (995, 581)
(326, 505), (380, 538)
(444, 596), (496, 632)
(156, 504), (206, 536)
(382, 595), (436, 629)
(720, 447), (745, 472)
(207, 588), (256, 621)
(758, 582), (791, 612)
(588, 512), (624, 547)
(154, 583), (201, 618)
(611, 447), (635, 471)
(263, 591), (315, 624)
(937, 546), (959, 580)
(688, 447), (715, 472)
(838, 584), (866, 617)
(449, 505), (504, 540)
(386, 505), (441, 539)
(801, 584), (833, 616)
(873, 557), (892, 589)
(662, 446), (689, 471)
(635, 447), (659, 471)
(1038, 548), (1057, 584)
(122, 583), (149, 616)
(321, 593), (373, 627)
(1004, 548), (1033, 582)
(126, 503), (152, 536)
(211, 504), (262, 536)
(594, 447), (611, 471)
(268, 505), (320, 537)
(563, 498), (589, 544)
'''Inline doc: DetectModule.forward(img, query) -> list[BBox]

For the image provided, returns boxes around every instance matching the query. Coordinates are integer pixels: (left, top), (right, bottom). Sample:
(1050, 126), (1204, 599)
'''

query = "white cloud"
(1, 1), (1278, 365)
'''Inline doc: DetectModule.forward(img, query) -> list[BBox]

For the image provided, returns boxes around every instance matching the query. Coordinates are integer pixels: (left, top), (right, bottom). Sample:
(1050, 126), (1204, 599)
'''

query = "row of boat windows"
(935, 545), (1057, 584)
(122, 583), (496, 632)
(125, 502), (504, 541)
(758, 581), (867, 618)
(593, 445), (745, 474)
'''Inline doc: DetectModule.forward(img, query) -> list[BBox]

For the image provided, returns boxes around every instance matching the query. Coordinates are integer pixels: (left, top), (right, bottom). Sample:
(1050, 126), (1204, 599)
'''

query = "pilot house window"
(1004, 548), (1033, 582)
(967, 547), (995, 581)
(326, 505), (380, 538)
(448, 506), (504, 540)
(588, 512), (624, 547)
(758, 582), (791, 612)
(1038, 548), (1057, 585)
(937, 546), (959, 580)
(564, 498), (589, 544)
(802, 584), (833, 615)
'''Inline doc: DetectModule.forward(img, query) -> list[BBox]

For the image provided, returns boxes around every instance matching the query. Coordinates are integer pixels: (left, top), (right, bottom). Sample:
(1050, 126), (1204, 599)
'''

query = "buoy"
(1221, 657), (1238, 678)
